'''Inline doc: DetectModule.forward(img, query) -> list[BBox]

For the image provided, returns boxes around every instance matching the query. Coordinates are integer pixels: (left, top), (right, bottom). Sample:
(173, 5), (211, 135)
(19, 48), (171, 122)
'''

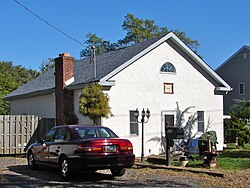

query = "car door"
(49, 127), (70, 165)
(35, 127), (58, 163)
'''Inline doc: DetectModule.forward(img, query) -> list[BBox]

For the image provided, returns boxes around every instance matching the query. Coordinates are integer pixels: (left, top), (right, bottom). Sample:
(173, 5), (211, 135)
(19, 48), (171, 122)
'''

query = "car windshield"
(74, 127), (118, 139)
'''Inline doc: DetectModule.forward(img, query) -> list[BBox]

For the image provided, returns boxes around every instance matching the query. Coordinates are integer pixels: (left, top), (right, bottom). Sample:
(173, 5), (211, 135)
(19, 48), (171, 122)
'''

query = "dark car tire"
(110, 168), (126, 177)
(27, 151), (39, 170)
(60, 157), (72, 179)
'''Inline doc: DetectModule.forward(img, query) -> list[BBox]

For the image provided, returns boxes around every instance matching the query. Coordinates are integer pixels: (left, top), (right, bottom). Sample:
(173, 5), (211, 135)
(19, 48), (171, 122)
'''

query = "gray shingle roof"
(5, 35), (163, 100)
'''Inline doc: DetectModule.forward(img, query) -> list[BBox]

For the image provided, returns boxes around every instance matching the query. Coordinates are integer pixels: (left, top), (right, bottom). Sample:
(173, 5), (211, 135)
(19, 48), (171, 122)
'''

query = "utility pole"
(91, 46), (97, 78)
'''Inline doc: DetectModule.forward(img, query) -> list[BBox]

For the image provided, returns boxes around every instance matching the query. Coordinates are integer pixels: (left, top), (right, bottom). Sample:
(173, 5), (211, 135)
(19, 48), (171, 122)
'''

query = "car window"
(97, 128), (112, 138)
(54, 128), (71, 142)
(87, 129), (97, 138)
(43, 128), (57, 142)
(75, 127), (118, 139)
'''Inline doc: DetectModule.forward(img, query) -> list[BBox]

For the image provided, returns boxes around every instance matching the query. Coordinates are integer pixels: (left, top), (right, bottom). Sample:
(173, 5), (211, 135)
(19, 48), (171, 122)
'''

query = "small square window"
(164, 83), (174, 94)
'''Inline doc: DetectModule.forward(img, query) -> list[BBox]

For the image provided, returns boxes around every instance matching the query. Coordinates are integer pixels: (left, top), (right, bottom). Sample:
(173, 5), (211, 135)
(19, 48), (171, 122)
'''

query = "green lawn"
(244, 143), (250, 149)
(149, 144), (250, 171)
(217, 149), (250, 170)
(183, 148), (250, 170)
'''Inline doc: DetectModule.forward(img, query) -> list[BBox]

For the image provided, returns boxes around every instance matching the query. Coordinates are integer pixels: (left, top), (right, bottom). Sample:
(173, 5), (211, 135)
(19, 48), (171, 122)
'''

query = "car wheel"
(60, 157), (72, 179)
(110, 168), (126, 177)
(27, 151), (38, 170)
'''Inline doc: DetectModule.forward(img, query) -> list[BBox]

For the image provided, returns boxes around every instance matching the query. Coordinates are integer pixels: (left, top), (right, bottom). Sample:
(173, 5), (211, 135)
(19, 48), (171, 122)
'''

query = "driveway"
(0, 157), (216, 187)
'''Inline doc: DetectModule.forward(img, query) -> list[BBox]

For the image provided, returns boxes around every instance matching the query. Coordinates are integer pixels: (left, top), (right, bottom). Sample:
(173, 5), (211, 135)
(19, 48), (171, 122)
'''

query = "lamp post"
(135, 108), (151, 162)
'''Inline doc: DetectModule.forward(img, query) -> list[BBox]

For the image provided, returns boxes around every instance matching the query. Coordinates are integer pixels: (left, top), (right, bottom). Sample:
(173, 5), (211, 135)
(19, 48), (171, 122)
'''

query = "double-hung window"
(197, 111), (204, 133)
(130, 111), (139, 135)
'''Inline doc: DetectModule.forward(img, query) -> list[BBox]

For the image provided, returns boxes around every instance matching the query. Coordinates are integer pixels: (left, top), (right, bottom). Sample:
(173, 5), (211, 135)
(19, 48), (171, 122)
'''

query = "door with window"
(164, 115), (174, 127)
(161, 111), (175, 137)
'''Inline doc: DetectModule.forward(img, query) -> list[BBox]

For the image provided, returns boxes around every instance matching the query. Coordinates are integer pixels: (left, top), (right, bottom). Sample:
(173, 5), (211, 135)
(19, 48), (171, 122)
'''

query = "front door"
(164, 115), (174, 127)
(161, 111), (175, 137)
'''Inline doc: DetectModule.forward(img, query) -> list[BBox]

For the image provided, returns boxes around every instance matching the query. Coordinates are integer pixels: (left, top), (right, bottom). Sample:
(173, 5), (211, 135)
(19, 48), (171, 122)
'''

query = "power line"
(14, 0), (85, 47)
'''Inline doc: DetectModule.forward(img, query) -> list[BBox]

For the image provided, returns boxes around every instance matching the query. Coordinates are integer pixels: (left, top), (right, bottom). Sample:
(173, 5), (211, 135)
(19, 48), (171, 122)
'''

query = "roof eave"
(216, 45), (248, 71)
(169, 34), (232, 91)
(100, 32), (174, 83)
(4, 88), (55, 101)
(215, 86), (232, 92)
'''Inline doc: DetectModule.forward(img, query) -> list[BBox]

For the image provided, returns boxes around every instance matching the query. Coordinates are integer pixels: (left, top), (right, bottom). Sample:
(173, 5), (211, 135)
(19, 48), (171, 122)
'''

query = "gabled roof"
(5, 32), (231, 101)
(216, 45), (250, 71)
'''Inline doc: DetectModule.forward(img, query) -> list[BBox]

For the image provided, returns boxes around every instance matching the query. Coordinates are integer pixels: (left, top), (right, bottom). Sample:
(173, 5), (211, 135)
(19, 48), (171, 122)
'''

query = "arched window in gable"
(160, 62), (176, 73)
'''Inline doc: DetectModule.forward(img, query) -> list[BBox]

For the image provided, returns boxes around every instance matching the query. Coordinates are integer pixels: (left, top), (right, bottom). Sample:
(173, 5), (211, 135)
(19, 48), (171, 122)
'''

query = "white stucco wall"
(81, 41), (224, 157)
(10, 94), (55, 118)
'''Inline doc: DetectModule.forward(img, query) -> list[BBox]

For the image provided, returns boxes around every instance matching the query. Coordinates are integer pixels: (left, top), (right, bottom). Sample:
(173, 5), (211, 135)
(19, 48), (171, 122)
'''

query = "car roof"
(55, 125), (105, 129)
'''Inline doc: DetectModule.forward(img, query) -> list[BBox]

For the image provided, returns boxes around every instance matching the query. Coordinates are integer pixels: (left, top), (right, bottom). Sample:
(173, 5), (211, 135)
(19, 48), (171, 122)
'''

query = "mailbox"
(166, 127), (184, 139)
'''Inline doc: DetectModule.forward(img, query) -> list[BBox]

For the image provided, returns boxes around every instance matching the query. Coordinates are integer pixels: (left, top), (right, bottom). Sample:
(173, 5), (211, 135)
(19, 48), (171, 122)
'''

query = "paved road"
(0, 157), (210, 188)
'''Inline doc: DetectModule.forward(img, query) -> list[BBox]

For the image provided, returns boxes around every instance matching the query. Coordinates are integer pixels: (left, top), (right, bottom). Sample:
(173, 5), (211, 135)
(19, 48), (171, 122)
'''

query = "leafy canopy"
(80, 13), (199, 58)
(39, 57), (55, 73)
(80, 33), (118, 58)
(0, 61), (39, 114)
(79, 83), (112, 125)
(225, 99), (250, 146)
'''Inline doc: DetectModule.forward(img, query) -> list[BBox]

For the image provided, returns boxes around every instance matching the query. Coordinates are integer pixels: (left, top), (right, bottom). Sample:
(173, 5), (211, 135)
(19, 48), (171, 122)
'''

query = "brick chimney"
(55, 53), (78, 125)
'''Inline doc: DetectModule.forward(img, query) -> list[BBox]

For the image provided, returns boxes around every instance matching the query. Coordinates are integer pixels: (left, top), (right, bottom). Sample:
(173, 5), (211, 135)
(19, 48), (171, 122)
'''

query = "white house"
(5, 32), (231, 156)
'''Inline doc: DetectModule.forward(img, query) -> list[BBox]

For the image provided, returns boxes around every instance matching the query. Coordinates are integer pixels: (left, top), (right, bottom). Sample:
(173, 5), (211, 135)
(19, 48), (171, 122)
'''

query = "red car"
(26, 125), (135, 179)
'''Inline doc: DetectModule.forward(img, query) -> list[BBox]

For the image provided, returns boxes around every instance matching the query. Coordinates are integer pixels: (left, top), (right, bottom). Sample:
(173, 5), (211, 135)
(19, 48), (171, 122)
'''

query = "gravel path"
(0, 157), (249, 187)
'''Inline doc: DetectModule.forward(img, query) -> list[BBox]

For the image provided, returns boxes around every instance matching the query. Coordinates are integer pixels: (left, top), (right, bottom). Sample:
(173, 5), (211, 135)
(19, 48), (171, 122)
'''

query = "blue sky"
(1, 0), (250, 71)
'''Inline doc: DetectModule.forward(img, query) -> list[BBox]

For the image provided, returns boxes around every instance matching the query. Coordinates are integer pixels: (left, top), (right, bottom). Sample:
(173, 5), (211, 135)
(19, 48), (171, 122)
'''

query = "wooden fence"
(0, 115), (55, 155)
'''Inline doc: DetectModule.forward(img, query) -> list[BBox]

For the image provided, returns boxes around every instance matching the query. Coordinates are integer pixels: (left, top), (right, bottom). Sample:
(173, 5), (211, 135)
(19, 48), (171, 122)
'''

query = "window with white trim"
(197, 111), (204, 133)
(160, 62), (176, 73)
(239, 82), (245, 95)
(130, 111), (139, 135)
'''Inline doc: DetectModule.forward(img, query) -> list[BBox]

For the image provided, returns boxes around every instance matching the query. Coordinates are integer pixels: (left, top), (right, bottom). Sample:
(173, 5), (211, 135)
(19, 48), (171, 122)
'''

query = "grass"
(244, 143), (250, 149)
(169, 147), (250, 171)
(217, 149), (250, 170)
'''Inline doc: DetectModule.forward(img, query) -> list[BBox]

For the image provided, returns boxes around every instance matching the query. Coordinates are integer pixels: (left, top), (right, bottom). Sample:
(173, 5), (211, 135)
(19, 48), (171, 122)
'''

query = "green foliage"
(172, 30), (200, 51)
(225, 99), (250, 146)
(39, 57), (55, 73)
(79, 83), (112, 125)
(230, 99), (250, 119)
(118, 13), (169, 45)
(119, 14), (199, 50)
(80, 33), (118, 58)
(80, 13), (200, 58)
(0, 61), (39, 114)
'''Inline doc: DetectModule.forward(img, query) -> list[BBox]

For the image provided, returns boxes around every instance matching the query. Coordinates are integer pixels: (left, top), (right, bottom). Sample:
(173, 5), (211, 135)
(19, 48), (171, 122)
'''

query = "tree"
(118, 13), (169, 45)
(39, 57), (55, 73)
(80, 13), (200, 58)
(225, 99), (250, 147)
(0, 61), (39, 114)
(79, 83), (112, 125)
(80, 33), (118, 58)
(119, 14), (199, 50)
